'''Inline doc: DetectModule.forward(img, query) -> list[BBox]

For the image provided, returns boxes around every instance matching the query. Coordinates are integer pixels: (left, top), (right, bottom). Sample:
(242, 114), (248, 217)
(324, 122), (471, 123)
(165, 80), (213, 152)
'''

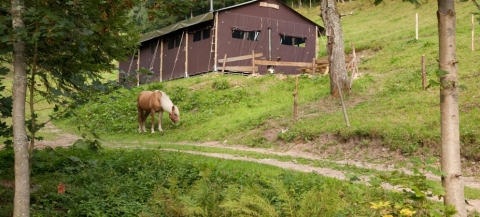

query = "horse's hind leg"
(138, 108), (144, 133)
(150, 110), (158, 133)
(142, 111), (150, 133)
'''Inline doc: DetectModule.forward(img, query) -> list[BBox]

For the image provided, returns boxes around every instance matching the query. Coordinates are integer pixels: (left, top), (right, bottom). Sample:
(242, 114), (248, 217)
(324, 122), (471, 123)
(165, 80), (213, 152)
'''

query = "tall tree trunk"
(437, 0), (466, 215)
(12, 0), (30, 216)
(320, 0), (349, 97)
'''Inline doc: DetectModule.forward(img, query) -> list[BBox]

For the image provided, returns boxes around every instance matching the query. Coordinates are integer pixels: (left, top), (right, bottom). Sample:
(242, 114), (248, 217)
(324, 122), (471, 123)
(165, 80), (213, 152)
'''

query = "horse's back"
(137, 90), (162, 111)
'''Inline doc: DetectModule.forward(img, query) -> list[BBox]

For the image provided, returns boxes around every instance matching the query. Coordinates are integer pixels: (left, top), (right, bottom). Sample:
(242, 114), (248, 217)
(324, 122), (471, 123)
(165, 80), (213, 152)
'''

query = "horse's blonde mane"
(156, 90), (179, 115)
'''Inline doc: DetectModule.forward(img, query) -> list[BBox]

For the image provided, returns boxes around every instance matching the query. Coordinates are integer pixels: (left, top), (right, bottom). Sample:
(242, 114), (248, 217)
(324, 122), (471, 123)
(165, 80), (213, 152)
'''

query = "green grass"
(59, 0), (480, 161)
(1, 0), (479, 215)
(106, 142), (480, 201)
(2, 146), (453, 216)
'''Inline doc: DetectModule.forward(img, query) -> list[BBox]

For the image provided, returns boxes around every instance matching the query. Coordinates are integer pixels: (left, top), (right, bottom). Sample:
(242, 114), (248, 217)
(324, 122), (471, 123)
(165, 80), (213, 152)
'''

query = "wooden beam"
(254, 59), (313, 68)
(221, 66), (258, 72)
(218, 53), (263, 63)
(315, 56), (352, 64)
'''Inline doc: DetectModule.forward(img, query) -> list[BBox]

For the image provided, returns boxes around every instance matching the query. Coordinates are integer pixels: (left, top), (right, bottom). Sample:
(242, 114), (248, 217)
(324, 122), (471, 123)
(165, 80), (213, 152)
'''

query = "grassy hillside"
(58, 0), (480, 162)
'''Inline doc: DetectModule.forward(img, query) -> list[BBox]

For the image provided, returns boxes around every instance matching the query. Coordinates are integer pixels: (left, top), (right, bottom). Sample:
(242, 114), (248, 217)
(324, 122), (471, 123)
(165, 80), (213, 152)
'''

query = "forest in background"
(132, 0), (320, 33)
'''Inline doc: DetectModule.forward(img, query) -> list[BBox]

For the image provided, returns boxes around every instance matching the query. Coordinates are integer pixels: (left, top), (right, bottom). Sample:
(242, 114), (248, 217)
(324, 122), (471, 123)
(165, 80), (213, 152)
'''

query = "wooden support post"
(293, 76), (298, 123)
(185, 29), (189, 78)
(252, 50), (256, 74)
(415, 13), (419, 40)
(315, 26), (319, 60)
(422, 54), (426, 89)
(214, 12), (219, 71)
(349, 43), (358, 90)
(222, 54), (227, 74)
(472, 14), (475, 51)
(337, 80), (350, 127)
(312, 57), (316, 74)
(160, 37), (163, 82)
(137, 48), (140, 86)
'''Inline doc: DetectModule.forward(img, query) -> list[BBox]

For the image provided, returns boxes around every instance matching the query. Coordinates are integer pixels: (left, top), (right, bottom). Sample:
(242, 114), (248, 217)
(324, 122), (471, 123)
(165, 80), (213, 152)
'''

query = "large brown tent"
(118, 0), (325, 85)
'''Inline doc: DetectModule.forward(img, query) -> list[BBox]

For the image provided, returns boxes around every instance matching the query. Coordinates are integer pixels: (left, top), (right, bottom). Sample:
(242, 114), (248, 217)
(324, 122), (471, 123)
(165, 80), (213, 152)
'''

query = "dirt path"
(36, 126), (480, 213)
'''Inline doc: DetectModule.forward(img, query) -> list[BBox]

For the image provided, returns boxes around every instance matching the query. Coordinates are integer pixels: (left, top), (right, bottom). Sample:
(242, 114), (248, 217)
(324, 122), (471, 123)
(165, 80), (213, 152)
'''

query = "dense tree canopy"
(0, 0), (140, 102)
(132, 0), (313, 33)
(2, 0), (142, 215)
(0, 0), (141, 144)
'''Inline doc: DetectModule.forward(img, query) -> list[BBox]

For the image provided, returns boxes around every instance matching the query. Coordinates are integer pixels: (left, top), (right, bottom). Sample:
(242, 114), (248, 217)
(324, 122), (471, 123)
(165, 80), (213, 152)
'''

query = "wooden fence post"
(336, 79), (350, 127)
(137, 48), (140, 86)
(252, 50), (256, 74)
(349, 43), (358, 90)
(222, 54), (227, 74)
(293, 76), (298, 123)
(416, 13), (419, 40)
(472, 14), (475, 51)
(422, 54), (426, 89)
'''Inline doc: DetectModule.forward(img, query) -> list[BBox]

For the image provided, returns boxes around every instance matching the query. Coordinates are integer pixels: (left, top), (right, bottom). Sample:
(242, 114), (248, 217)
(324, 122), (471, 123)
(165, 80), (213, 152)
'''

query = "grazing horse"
(137, 90), (180, 133)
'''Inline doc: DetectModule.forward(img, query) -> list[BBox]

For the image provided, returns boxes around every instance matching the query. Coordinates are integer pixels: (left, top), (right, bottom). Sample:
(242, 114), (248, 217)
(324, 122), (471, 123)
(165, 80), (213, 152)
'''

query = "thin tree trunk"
(320, 0), (349, 97)
(29, 40), (39, 156)
(12, 0), (30, 216)
(437, 0), (466, 215)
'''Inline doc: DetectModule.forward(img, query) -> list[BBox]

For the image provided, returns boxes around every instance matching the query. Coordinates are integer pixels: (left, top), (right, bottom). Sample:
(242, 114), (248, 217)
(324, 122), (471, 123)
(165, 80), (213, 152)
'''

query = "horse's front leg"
(150, 110), (156, 133)
(158, 111), (163, 132)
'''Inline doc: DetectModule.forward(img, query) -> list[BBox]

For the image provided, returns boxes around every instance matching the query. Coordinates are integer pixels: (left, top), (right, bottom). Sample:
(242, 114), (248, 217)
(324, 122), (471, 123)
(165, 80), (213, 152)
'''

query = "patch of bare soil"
(35, 124), (480, 213)
(168, 140), (480, 213)
(34, 122), (82, 149)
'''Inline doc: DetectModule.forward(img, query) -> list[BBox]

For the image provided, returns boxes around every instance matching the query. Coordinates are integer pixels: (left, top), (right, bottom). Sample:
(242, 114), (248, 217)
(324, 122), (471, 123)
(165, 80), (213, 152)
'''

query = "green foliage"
(370, 156), (457, 216)
(1, 0), (143, 149)
(58, 74), (328, 141)
(0, 147), (407, 216)
(212, 79), (231, 90)
(134, 0), (253, 33)
(0, 67), (12, 148)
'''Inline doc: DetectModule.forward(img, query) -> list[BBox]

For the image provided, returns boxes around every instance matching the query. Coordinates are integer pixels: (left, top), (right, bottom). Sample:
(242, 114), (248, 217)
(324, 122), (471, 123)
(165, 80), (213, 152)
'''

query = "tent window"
(194, 29), (211, 42)
(294, 38), (306, 47)
(203, 29), (210, 39)
(280, 35), (306, 47)
(193, 31), (202, 42)
(150, 42), (159, 54)
(232, 29), (260, 41)
(168, 36), (182, 50)
(175, 37), (181, 47)
(168, 39), (175, 49)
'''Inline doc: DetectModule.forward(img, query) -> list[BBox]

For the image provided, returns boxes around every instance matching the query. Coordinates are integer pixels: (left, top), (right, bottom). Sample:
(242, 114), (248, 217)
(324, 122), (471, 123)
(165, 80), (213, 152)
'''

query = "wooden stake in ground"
(416, 13), (419, 40)
(422, 54), (426, 89)
(336, 79), (350, 127)
(349, 43), (358, 90)
(293, 76), (298, 123)
(472, 14), (475, 51)
(252, 50), (256, 74)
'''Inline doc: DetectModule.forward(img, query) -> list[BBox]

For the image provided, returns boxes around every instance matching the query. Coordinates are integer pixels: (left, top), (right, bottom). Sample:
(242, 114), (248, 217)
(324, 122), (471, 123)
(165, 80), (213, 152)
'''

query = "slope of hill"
(58, 0), (480, 167)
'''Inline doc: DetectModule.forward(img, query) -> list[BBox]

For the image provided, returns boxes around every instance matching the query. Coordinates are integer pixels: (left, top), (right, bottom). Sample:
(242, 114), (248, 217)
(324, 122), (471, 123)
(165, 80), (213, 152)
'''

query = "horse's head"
(169, 105), (180, 123)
